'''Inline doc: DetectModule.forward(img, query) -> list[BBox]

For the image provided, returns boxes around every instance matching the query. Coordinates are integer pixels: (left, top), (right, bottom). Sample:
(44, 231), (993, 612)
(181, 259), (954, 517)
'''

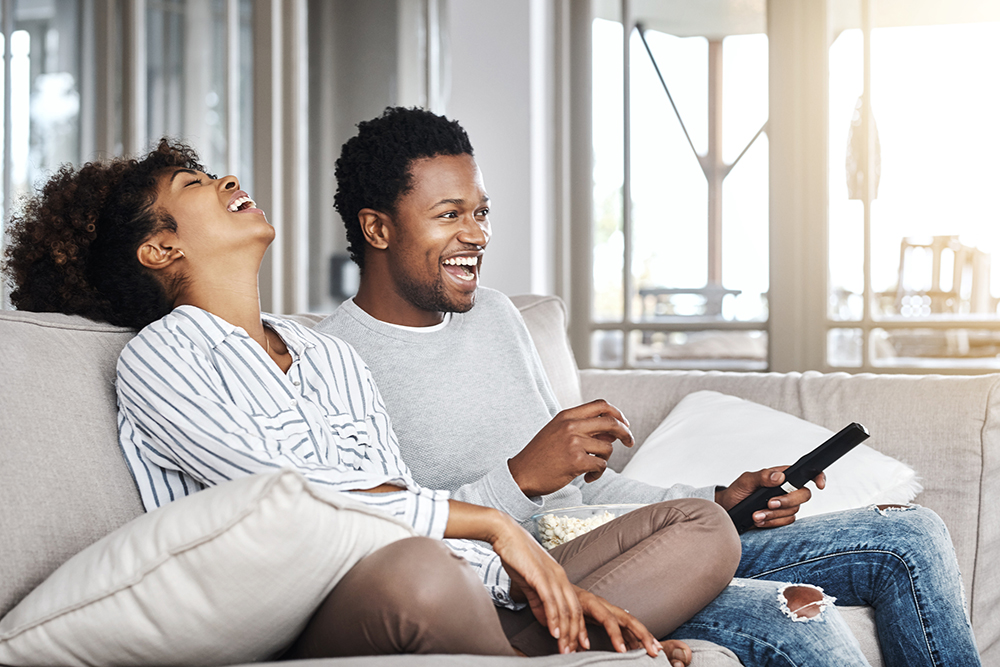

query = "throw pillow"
(0, 469), (415, 667)
(621, 390), (923, 517)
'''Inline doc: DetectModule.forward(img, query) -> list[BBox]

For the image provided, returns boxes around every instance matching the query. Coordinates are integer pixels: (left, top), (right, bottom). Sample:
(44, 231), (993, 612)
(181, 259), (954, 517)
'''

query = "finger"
(761, 466), (789, 487)
(623, 614), (661, 657)
(767, 486), (812, 510)
(553, 580), (580, 654)
(581, 435), (615, 460)
(757, 514), (798, 529)
(814, 471), (827, 490)
(662, 640), (692, 666)
(566, 399), (631, 429)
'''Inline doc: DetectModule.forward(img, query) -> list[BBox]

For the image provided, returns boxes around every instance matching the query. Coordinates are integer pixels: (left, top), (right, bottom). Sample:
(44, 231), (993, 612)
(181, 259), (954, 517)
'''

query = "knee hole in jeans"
(870, 503), (914, 516)
(777, 584), (832, 621)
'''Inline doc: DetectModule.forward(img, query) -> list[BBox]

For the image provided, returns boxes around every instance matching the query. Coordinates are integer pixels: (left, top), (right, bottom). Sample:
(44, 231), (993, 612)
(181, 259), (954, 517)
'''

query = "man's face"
(386, 153), (491, 314)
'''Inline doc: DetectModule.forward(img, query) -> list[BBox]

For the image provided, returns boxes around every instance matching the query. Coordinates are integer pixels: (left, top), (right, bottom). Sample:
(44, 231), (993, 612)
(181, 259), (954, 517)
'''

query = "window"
(588, 2), (769, 370)
(1, 0), (305, 314)
(827, 0), (1000, 372)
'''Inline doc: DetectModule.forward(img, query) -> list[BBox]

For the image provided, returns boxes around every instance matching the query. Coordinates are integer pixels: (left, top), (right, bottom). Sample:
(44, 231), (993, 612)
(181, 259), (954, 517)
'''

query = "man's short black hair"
(334, 106), (474, 270)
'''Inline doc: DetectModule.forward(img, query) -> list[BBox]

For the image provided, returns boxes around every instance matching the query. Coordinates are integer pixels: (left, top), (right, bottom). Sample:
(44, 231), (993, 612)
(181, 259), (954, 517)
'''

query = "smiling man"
(316, 107), (980, 667)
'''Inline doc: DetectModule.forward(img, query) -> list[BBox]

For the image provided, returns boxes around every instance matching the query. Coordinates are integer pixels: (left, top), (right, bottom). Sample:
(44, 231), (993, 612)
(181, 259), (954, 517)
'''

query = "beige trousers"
(501, 498), (741, 655)
(285, 498), (740, 658)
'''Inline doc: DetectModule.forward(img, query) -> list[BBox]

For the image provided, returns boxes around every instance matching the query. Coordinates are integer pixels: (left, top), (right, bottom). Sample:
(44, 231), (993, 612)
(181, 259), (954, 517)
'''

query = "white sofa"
(1, 295), (996, 666)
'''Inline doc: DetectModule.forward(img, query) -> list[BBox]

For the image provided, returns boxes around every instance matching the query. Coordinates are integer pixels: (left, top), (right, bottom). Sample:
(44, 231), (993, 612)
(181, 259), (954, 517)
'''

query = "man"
(317, 106), (980, 666)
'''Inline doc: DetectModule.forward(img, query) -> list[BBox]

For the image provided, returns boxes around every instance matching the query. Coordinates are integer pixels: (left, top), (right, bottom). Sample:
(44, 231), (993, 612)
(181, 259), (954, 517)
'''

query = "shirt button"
(289, 399), (298, 407)
(292, 380), (301, 386)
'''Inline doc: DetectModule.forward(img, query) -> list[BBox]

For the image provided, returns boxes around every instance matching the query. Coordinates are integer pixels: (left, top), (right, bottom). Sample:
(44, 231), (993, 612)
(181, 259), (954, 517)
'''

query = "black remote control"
(727, 422), (870, 534)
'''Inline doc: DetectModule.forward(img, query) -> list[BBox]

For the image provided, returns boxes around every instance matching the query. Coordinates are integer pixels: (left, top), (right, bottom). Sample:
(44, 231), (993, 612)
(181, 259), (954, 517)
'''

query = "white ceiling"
(594, 0), (1000, 40)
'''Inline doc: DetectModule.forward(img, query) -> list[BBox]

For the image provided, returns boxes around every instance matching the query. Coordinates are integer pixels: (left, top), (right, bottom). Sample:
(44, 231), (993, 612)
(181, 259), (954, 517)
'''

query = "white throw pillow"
(0, 469), (415, 667)
(621, 390), (923, 518)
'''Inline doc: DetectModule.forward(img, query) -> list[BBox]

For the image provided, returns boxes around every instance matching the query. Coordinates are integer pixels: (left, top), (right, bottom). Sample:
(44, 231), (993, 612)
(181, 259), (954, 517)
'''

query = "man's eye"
(440, 211), (458, 219)
(477, 208), (489, 217)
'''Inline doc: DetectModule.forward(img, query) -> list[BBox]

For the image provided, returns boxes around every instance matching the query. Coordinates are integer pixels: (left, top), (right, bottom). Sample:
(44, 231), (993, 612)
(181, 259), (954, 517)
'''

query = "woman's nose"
(220, 175), (240, 190)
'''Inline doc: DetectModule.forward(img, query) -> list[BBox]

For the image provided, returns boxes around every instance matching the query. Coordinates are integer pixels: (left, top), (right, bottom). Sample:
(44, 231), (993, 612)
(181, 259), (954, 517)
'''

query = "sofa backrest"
(0, 311), (144, 618)
(0, 299), (578, 619)
(579, 367), (1000, 656)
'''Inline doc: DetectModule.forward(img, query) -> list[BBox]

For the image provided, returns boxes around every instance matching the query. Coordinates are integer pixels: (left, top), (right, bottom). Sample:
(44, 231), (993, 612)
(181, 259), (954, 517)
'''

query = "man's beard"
(396, 272), (476, 314)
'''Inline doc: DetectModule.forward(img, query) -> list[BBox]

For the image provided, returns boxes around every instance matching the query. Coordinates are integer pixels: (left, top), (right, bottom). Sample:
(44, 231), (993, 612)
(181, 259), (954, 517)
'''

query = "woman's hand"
(573, 587), (661, 657)
(445, 500), (587, 654)
(570, 588), (691, 664)
(492, 518), (588, 654)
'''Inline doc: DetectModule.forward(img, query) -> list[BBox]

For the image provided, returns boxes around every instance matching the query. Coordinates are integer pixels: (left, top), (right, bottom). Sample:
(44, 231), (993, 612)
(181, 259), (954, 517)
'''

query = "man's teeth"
(443, 257), (478, 266)
(228, 196), (255, 212)
(443, 256), (478, 281)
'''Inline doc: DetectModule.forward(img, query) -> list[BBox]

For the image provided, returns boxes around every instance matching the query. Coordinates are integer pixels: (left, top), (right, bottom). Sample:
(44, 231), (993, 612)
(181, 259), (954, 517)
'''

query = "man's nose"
(460, 217), (490, 247)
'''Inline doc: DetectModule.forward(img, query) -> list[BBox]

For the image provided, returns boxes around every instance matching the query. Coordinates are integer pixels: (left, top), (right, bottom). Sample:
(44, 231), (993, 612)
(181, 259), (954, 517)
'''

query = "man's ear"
(137, 231), (185, 271)
(358, 208), (391, 250)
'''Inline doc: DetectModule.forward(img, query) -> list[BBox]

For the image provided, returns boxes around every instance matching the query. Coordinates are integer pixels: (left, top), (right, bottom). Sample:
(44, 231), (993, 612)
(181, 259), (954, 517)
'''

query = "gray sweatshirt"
(316, 288), (714, 525)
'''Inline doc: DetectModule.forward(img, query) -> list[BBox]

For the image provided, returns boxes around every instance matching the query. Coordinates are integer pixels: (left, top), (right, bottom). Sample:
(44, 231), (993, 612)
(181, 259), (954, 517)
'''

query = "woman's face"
(154, 169), (274, 263)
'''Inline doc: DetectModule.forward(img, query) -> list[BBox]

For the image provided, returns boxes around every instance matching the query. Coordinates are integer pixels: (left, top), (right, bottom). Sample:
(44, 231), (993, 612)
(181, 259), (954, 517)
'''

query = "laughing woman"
(3, 140), (738, 665)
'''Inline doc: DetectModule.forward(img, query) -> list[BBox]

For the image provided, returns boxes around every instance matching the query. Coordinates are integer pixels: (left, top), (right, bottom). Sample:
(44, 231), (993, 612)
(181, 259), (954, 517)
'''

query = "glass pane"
(591, 329), (624, 368)
(868, 22), (1000, 320)
(146, 0), (247, 178)
(871, 328), (1000, 369)
(146, 1), (185, 141)
(721, 133), (769, 322)
(827, 328), (862, 367)
(629, 29), (708, 321)
(828, 26), (865, 321)
(237, 0), (254, 190)
(721, 34), (767, 164)
(9, 0), (83, 199)
(629, 329), (767, 370)
(592, 16), (624, 323)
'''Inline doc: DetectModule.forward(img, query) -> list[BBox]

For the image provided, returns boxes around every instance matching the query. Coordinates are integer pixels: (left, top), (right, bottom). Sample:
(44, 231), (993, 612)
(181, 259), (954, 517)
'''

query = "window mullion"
(621, 0), (633, 369)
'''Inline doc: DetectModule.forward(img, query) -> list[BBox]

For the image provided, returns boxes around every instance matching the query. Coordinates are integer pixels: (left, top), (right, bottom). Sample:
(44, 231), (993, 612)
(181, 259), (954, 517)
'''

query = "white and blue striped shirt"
(116, 306), (516, 608)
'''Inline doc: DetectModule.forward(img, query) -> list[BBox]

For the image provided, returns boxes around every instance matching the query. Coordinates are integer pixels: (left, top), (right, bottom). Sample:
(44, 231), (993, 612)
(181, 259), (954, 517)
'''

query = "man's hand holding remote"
(715, 467), (827, 530)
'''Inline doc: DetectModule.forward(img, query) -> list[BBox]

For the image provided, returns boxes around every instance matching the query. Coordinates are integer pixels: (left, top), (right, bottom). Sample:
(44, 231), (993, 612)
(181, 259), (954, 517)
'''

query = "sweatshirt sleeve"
(574, 467), (717, 505)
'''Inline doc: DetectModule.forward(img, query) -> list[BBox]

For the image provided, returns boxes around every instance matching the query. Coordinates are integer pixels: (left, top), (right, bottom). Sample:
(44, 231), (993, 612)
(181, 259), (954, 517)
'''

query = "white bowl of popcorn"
(531, 504), (646, 549)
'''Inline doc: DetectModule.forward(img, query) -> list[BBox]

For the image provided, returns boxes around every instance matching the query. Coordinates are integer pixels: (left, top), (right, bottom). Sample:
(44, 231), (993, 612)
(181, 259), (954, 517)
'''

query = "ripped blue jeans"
(667, 505), (980, 667)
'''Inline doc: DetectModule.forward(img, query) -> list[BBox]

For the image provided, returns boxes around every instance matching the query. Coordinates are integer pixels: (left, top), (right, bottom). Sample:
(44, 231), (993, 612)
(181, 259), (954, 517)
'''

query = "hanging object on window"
(846, 94), (881, 200)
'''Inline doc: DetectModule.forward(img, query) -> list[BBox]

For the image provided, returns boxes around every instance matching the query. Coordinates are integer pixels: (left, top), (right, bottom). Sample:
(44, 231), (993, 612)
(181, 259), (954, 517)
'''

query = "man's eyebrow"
(169, 168), (198, 183)
(429, 195), (491, 209)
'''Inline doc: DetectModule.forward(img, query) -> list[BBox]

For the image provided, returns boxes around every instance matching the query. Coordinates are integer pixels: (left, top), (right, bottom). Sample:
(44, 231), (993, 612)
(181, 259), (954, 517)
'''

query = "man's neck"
(354, 278), (446, 327)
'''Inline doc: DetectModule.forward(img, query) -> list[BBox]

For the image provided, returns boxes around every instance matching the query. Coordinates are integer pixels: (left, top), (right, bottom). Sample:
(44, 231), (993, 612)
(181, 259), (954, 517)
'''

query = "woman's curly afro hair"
(334, 106), (474, 270)
(2, 139), (209, 329)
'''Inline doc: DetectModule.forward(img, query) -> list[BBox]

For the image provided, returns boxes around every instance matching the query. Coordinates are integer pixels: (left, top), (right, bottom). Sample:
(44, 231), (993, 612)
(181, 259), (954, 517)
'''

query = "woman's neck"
(176, 270), (267, 342)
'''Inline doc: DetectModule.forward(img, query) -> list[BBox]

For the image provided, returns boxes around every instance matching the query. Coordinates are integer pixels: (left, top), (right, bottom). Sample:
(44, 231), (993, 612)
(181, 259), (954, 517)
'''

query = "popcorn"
(536, 510), (617, 549)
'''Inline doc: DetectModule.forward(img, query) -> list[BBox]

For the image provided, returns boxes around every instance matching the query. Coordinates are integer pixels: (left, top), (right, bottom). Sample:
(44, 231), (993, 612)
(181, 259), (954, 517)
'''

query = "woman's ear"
(137, 231), (185, 271)
(358, 208), (391, 250)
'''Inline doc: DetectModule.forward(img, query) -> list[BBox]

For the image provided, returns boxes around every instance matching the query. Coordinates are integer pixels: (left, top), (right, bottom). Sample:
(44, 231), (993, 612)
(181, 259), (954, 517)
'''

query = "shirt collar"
(171, 305), (313, 356)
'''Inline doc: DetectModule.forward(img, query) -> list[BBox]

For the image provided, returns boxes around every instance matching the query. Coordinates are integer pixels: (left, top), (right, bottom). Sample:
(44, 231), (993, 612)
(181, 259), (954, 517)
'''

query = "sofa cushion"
(510, 294), (583, 409)
(0, 469), (416, 667)
(621, 390), (922, 518)
(0, 310), (143, 619)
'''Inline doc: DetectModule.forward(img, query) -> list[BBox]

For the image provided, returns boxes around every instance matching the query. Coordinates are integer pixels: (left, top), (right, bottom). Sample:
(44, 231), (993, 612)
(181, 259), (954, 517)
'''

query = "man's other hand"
(508, 399), (634, 497)
(714, 467), (827, 530)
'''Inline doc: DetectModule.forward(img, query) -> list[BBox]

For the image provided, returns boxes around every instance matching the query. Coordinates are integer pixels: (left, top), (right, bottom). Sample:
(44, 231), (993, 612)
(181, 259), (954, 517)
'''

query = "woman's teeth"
(228, 196), (255, 212)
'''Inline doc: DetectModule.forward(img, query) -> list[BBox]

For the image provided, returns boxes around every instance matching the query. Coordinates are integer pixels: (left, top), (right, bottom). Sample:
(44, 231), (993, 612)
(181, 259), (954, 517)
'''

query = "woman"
(4, 140), (739, 664)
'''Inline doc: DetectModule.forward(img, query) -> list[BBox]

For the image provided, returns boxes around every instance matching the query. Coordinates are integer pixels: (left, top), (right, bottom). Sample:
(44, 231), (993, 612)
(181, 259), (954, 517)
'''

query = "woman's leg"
(283, 537), (516, 658)
(737, 505), (980, 667)
(501, 498), (741, 655)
